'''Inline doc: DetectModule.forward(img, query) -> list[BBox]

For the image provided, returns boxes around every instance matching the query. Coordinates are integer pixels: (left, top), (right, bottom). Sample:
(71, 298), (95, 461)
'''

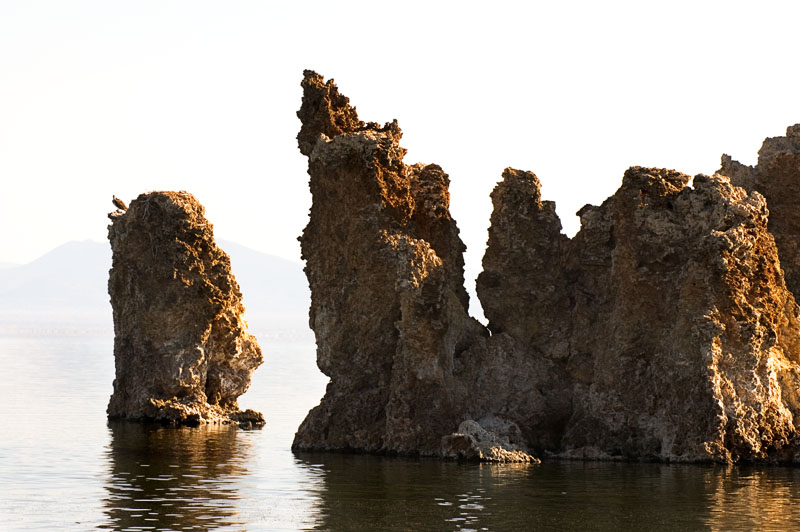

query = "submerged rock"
(107, 191), (263, 426)
(293, 71), (800, 463)
(441, 419), (539, 463)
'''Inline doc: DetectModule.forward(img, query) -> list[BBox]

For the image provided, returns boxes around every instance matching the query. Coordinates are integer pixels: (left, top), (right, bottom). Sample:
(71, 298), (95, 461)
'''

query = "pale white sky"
(2, 1), (799, 292)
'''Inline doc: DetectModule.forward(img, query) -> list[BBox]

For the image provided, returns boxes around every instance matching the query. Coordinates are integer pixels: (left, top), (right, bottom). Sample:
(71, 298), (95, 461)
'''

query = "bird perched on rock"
(112, 195), (128, 211)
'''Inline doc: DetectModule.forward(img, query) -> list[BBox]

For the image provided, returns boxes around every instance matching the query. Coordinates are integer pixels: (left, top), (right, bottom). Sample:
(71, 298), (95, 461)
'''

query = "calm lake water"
(2, 321), (800, 531)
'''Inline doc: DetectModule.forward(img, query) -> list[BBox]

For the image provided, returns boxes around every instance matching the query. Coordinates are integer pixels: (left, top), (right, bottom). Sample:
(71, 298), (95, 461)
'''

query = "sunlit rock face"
(720, 125), (800, 300)
(107, 191), (263, 426)
(293, 70), (800, 463)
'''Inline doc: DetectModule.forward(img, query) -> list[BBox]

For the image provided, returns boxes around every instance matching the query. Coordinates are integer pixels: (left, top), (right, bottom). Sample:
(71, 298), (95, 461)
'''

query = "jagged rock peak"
(107, 191), (264, 427)
(296, 70), (401, 156)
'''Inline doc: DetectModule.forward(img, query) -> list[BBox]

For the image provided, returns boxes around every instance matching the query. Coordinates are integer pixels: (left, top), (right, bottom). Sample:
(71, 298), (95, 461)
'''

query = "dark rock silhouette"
(294, 71), (800, 463)
(107, 191), (263, 426)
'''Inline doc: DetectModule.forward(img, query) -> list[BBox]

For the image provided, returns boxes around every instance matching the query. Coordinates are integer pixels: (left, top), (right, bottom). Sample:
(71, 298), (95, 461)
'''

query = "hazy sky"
(2, 1), (799, 290)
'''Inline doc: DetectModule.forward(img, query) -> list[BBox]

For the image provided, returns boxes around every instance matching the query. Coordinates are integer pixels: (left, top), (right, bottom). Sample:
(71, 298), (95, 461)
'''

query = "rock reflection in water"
(295, 453), (540, 531)
(101, 422), (256, 531)
(706, 466), (800, 531)
(299, 456), (800, 531)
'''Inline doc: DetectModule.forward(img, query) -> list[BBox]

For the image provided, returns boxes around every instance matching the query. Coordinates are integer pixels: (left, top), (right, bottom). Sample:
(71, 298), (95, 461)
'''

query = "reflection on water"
(101, 422), (257, 531)
(293, 455), (540, 532)
(294, 454), (800, 532)
(705, 466), (800, 531)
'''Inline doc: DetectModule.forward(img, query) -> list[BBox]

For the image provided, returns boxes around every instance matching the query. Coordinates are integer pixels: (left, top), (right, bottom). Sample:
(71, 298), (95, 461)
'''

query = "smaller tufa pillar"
(107, 191), (263, 426)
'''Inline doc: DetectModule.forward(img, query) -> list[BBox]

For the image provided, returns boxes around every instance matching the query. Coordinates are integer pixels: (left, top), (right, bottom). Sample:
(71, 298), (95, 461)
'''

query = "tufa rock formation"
(476, 166), (800, 461)
(294, 71), (800, 463)
(292, 71), (527, 461)
(107, 191), (264, 426)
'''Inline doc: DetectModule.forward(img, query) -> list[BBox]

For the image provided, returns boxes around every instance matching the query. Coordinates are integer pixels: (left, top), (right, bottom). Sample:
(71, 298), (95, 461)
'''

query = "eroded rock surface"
(107, 191), (264, 426)
(293, 70), (800, 463)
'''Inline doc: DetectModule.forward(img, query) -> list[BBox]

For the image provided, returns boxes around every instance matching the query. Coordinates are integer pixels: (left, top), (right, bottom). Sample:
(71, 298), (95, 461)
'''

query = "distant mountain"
(0, 240), (311, 333)
(217, 240), (310, 319)
(0, 240), (111, 311)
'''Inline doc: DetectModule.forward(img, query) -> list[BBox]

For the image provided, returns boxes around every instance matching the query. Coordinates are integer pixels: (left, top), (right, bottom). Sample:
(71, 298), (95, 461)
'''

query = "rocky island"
(292, 70), (800, 463)
(107, 191), (264, 426)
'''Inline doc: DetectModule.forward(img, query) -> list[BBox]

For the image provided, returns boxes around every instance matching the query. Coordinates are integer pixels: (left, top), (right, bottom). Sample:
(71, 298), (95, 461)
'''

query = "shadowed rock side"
(107, 191), (264, 426)
(293, 71), (800, 463)
(477, 167), (800, 462)
(291, 71), (530, 460)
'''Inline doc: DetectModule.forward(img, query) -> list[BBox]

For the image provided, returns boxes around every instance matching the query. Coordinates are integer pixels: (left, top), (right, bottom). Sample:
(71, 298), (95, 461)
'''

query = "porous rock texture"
(719, 125), (800, 299)
(293, 70), (800, 463)
(107, 191), (264, 426)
